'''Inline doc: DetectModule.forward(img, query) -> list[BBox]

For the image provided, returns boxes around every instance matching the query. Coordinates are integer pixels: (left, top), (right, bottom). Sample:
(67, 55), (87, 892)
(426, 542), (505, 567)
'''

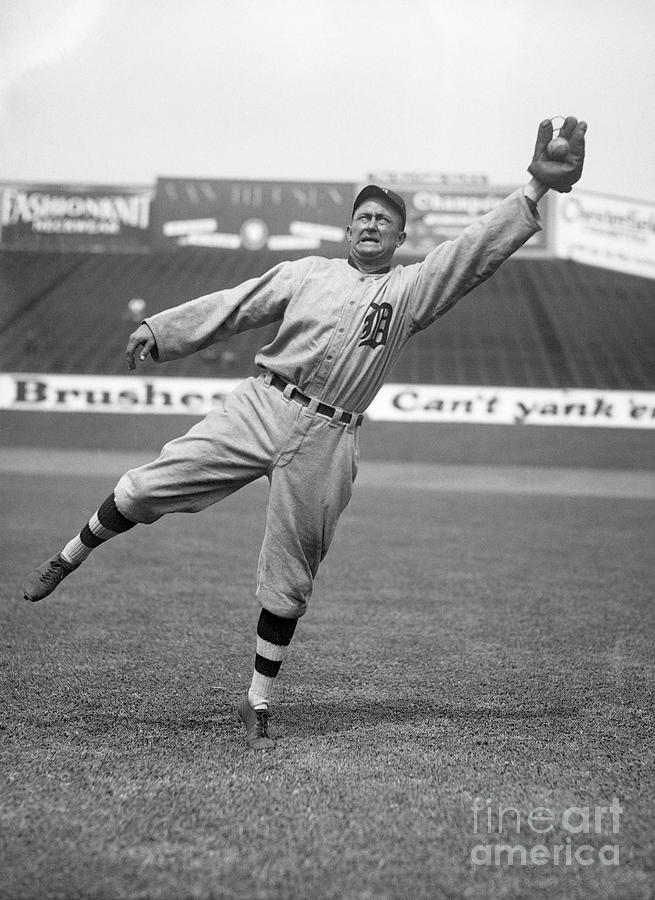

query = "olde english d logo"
(359, 301), (393, 349)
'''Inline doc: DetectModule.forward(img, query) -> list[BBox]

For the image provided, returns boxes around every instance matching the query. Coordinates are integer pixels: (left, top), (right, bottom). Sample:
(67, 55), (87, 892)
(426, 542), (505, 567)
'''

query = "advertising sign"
(366, 383), (655, 428)
(0, 183), (152, 251)
(553, 191), (655, 280)
(2, 374), (654, 429)
(0, 374), (241, 416)
(151, 179), (351, 253)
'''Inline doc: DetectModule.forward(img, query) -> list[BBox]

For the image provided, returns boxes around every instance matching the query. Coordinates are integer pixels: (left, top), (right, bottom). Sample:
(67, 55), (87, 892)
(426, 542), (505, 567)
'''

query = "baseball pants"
(114, 373), (360, 619)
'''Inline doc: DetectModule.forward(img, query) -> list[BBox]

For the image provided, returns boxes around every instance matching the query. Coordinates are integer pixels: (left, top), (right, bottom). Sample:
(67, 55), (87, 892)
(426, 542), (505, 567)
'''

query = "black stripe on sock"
(80, 523), (105, 549)
(257, 608), (298, 646)
(97, 493), (137, 533)
(255, 653), (282, 678)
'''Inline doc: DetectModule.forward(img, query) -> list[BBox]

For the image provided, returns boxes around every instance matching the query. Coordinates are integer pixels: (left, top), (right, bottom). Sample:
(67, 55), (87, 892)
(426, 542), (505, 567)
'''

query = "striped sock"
(248, 608), (298, 710)
(60, 493), (137, 567)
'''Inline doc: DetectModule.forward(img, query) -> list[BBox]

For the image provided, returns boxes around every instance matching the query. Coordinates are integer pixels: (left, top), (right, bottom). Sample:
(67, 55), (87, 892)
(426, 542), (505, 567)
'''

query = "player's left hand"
(528, 116), (587, 193)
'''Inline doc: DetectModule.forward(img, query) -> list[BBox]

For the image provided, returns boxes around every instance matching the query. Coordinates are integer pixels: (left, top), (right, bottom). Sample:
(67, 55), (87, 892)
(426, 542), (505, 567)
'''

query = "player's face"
(347, 200), (406, 268)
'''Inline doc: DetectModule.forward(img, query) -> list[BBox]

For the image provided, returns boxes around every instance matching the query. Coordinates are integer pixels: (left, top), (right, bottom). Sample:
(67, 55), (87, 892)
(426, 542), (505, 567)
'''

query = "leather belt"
(267, 372), (364, 427)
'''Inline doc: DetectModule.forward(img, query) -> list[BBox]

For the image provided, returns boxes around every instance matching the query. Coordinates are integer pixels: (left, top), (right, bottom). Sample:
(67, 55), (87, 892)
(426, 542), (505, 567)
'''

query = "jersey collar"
(347, 257), (391, 275)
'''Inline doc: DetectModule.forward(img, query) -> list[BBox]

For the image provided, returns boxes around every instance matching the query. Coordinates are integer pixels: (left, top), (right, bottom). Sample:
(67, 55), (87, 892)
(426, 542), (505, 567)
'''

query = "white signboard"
(366, 384), (655, 428)
(2, 375), (655, 429)
(553, 191), (655, 280)
(0, 374), (242, 416)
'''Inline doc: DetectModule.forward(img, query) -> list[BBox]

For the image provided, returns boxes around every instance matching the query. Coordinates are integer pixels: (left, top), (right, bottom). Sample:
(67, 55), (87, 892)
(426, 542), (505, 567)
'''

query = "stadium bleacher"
(1, 248), (653, 390)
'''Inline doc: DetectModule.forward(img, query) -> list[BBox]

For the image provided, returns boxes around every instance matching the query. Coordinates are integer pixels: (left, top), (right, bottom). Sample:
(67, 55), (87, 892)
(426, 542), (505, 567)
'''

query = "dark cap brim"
(352, 185), (406, 229)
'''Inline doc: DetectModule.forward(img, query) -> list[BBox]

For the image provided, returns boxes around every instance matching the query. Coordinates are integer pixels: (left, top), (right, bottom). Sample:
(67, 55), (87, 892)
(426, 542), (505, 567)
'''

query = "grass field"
(2, 456), (654, 900)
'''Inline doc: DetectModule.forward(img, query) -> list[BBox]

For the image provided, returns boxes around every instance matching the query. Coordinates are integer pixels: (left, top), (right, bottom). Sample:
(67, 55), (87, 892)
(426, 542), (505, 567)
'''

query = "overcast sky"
(1, 0), (654, 202)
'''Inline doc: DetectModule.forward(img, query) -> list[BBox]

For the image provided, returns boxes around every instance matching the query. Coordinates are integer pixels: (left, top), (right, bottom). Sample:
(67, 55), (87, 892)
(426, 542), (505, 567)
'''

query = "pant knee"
(114, 469), (161, 525)
(257, 586), (309, 620)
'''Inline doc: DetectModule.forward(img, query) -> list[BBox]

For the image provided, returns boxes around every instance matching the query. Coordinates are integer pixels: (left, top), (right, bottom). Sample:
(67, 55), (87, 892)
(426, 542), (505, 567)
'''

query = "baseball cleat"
(23, 552), (79, 603)
(237, 696), (275, 750)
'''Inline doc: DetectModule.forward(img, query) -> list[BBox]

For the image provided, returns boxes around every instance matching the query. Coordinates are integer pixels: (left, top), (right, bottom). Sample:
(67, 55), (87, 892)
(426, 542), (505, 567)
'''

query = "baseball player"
(22, 117), (586, 750)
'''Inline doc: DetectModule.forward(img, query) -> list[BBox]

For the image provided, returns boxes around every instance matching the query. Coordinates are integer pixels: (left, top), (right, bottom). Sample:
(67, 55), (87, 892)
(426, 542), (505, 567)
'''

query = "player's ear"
(346, 225), (353, 242)
(396, 231), (406, 247)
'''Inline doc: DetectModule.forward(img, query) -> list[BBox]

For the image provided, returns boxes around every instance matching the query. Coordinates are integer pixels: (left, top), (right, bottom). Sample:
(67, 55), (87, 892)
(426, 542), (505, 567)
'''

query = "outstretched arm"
(128, 260), (300, 366)
(407, 115), (588, 328)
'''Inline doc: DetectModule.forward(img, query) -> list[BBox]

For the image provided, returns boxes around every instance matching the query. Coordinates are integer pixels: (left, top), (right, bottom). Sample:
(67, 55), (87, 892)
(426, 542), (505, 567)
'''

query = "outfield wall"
(3, 374), (655, 428)
(2, 407), (654, 472)
(1, 370), (654, 471)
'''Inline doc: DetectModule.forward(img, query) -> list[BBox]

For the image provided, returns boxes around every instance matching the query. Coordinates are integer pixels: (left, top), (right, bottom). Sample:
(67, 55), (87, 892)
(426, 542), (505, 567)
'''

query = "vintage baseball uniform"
(114, 188), (540, 618)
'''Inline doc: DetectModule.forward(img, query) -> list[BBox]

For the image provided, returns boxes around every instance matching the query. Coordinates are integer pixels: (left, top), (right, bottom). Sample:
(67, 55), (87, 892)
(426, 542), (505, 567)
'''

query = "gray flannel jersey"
(145, 188), (540, 413)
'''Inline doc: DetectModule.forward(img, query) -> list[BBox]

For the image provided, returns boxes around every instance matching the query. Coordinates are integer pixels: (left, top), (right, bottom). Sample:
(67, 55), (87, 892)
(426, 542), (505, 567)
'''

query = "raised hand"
(528, 116), (587, 193)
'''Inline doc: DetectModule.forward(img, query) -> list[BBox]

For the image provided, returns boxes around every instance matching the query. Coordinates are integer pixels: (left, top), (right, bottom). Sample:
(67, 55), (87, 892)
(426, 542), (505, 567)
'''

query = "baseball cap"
(352, 185), (406, 230)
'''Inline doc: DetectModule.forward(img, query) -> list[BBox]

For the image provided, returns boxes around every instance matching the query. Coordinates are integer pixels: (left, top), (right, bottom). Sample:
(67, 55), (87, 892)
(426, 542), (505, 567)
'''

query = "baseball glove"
(528, 116), (587, 193)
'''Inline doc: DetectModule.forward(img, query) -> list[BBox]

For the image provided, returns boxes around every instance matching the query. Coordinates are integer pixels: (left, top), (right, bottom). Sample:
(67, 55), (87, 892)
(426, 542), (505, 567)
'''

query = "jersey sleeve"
(405, 188), (542, 330)
(143, 259), (301, 362)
